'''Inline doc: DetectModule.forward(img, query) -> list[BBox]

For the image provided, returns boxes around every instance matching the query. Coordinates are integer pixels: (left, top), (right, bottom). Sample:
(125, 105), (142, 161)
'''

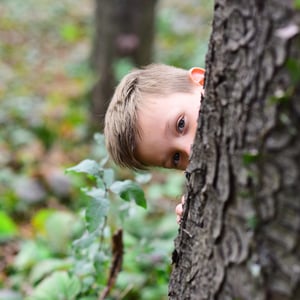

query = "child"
(104, 64), (205, 222)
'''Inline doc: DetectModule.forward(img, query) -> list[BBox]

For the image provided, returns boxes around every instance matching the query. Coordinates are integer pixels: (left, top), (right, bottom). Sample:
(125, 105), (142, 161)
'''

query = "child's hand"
(175, 195), (185, 224)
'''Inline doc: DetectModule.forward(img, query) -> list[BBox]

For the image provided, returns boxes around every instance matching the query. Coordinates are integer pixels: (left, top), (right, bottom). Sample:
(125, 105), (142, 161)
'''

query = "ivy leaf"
(66, 159), (101, 177)
(29, 258), (72, 284)
(44, 211), (82, 255)
(103, 169), (114, 188)
(99, 156), (109, 167)
(27, 271), (81, 300)
(135, 172), (152, 184)
(110, 180), (147, 209)
(72, 231), (98, 250)
(14, 240), (51, 271)
(85, 188), (109, 232)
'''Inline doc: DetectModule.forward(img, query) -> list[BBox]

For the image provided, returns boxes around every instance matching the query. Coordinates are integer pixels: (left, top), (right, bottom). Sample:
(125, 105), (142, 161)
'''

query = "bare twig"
(99, 229), (123, 300)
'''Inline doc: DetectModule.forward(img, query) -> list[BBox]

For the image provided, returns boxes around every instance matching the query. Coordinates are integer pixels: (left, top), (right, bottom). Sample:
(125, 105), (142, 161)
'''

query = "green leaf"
(0, 210), (18, 241)
(135, 172), (152, 184)
(247, 216), (259, 230)
(85, 188), (109, 232)
(72, 231), (98, 249)
(99, 156), (109, 167)
(29, 258), (72, 284)
(294, 0), (300, 9)
(242, 150), (260, 166)
(14, 240), (52, 271)
(66, 159), (101, 177)
(60, 23), (81, 43)
(110, 180), (147, 209)
(27, 271), (81, 300)
(45, 211), (82, 255)
(103, 168), (114, 187)
(109, 180), (132, 194)
(84, 187), (105, 199)
(93, 252), (109, 274)
(286, 58), (300, 84)
(31, 209), (55, 236)
(269, 89), (292, 104)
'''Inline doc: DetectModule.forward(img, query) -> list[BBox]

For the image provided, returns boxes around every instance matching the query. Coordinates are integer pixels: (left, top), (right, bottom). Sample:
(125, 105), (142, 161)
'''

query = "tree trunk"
(90, 0), (157, 128)
(169, 1), (300, 299)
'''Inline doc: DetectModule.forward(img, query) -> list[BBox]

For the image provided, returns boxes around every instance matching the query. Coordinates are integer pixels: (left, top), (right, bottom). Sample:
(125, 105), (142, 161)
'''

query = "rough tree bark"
(169, 1), (300, 299)
(90, 0), (157, 128)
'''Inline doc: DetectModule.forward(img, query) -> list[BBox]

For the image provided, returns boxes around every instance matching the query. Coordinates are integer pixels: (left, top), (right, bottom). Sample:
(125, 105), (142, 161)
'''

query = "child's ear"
(188, 67), (205, 86)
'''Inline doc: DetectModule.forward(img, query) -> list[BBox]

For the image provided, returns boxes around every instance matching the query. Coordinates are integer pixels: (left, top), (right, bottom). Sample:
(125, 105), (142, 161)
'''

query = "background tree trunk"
(169, 1), (300, 299)
(90, 0), (157, 128)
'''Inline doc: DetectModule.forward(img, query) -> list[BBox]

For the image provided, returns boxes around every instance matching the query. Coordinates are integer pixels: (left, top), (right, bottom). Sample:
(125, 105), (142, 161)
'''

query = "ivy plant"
(27, 133), (148, 299)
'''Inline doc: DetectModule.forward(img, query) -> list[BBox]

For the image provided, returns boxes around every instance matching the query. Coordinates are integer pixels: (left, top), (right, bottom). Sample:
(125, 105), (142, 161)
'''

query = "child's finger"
(176, 195), (186, 224)
(181, 195), (185, 204)
(175, 202), (183, 224)
(175, 203), (183, 216)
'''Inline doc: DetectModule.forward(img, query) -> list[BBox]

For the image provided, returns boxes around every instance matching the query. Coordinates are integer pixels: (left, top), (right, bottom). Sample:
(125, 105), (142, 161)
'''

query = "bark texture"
(90, 0), (157, 128)
(169, 1), (300, 299)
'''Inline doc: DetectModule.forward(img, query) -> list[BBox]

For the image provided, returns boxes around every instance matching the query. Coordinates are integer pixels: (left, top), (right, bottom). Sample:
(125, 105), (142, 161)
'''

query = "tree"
(169, 1), (300, 299)
(90, 0), (157, 128)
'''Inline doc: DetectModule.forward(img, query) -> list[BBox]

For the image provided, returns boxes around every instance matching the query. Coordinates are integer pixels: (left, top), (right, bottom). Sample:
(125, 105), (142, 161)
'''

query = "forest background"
(0, 0), (213, 299)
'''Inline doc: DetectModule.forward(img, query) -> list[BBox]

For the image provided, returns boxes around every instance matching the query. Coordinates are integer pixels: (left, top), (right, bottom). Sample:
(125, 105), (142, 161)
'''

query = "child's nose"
(178, 137), (193, 169)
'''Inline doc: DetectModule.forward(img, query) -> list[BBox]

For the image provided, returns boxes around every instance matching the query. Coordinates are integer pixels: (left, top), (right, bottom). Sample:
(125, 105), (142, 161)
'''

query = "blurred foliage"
(0, 0), (213, 299)
(156, 0), (213, 68)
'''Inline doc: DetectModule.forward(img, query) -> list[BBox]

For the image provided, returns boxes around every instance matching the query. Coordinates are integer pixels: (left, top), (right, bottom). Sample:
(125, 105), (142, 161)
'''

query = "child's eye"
(173, 152), (180, 167)
(177, 117), (185, 133)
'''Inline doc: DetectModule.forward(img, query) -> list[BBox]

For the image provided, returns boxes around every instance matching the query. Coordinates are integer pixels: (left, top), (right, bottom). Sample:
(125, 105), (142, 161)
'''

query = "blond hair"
(104, 64), (195, 170)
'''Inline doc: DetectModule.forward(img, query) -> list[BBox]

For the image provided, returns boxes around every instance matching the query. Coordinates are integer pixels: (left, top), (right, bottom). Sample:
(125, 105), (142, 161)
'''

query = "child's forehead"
(140, 91), (197, 106)
(142, 93), (162, 105)
(137, 92), (192, 118)
(137, 96), (159, 118)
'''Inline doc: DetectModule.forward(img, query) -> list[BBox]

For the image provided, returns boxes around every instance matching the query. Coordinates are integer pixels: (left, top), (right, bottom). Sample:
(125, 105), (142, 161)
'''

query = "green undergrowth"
(0, 0), (212, 299)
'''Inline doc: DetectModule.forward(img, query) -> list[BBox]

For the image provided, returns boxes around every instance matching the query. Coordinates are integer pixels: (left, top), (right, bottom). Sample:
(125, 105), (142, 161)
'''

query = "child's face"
(135, 86), (203, 170)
